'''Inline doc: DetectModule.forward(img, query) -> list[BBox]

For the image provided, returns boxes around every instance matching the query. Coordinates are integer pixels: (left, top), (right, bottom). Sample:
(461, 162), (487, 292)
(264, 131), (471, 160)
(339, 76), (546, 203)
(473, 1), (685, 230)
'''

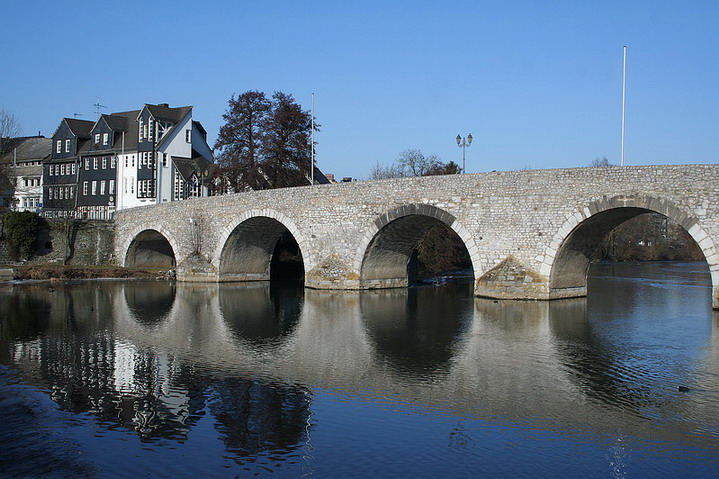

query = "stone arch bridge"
(114, 165), (719, 309)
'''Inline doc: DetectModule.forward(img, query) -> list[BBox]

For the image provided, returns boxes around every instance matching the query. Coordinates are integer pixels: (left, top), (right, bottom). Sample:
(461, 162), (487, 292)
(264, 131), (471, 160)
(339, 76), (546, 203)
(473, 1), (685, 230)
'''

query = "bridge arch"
(355, 204), (483, 288)
(215, 209), (309, 282)
(123, 228), (178, 269)
(543, 194), (718, 301)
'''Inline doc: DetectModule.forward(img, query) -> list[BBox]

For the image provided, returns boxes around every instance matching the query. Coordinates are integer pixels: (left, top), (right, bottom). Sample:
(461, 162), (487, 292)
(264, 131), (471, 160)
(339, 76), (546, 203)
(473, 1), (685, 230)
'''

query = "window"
(110, 157), (116, 168)
(149, 120), (154, 141)
(91, 181), (97, 195)
(139, 119), (144, 140)
(69, 187), (74, 199)
(125, 157), (128, 168)
(83, 181), (88, 195)
(163, 153), (168, 167)
(56, 140), (61, 153)
(65, 139), (70, 152)
(84, 158), (89, 170)
(103, 133), (109, 145)
(49, 188), (53, 200)
(102, 157), (107, 169)
(60, 164), (65, 176)
(95, 133), (101, 144)
(185, 130), (191, 143)
(100, 180), (106, 195)
(59, 187), (64, 200)
(71, 163), (76, 175)
(93, 158), (98, 170)
(109, 179), (115, 195)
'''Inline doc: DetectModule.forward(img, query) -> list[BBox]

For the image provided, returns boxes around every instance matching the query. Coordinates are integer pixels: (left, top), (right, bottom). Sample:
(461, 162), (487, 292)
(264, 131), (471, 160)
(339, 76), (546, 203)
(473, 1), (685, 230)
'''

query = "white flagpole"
(621, 46), (627, 166)
(311, 92), (315, 185)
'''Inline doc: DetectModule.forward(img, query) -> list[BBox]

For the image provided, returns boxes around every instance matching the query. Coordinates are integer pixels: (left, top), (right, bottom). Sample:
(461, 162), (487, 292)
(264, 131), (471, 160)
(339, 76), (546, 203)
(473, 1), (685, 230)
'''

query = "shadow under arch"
(123, 281), (177, 326)
(359, 282), (474, 376)
(218, 282), (303, 347)
(218, 216), (305, 282)
(546, 195), (717, 303)
(124, 229), (177, 269)
(358, 204), (480, 288)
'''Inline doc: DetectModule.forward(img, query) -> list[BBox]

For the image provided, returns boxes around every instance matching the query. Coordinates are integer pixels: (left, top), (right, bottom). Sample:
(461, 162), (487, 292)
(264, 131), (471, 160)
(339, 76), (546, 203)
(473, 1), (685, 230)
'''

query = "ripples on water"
(1, 262), (718, 477)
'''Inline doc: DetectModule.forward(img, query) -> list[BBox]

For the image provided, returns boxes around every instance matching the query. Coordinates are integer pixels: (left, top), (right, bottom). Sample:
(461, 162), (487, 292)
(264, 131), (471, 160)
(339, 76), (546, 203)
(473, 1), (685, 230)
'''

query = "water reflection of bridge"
(1, 276), (718, 455)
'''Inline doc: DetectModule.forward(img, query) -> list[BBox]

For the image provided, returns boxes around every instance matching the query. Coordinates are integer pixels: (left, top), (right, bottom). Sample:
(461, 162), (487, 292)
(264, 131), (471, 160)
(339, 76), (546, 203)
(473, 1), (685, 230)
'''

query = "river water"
(0, 262), (717, 478)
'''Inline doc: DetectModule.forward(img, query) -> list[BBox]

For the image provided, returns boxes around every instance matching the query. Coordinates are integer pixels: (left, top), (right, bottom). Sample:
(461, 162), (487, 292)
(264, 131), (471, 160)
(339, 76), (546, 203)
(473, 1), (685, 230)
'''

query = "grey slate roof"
(100, 114), (127, 132)
(64, 118), (94, 138)
(0, 136), (51, 164)
(146, 104), (192, 123)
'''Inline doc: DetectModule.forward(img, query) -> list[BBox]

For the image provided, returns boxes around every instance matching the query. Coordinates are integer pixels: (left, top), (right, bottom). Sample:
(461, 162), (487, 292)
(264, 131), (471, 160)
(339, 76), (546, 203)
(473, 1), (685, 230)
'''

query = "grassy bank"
(13, 265), (159, 281)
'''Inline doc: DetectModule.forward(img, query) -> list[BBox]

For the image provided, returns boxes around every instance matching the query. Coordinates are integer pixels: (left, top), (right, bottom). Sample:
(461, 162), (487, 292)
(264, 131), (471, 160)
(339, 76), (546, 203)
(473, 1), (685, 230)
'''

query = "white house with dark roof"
(114, 103), (213, 210)
(43, 103), (214, 219)
(0, 136), (51, 211)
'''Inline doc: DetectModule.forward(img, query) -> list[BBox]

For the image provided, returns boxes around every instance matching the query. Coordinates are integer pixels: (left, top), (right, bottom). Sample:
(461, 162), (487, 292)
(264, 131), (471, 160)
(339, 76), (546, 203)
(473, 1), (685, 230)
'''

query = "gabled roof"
(142, 104), (192, 123)
(99, 114), (128, 132)
(172, 150), (213, 181)
(0, 136), (51, 164)
(64, 118), (94, 138)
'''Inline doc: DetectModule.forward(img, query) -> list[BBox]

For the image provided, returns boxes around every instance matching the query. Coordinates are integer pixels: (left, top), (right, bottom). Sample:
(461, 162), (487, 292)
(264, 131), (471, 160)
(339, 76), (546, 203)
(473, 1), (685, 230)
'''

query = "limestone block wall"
(113, 165), (719, 307)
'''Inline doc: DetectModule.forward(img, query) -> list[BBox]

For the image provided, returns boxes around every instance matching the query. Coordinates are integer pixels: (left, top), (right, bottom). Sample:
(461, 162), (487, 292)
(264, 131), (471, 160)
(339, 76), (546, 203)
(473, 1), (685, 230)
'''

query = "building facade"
(43, 103), (214, 219)
(0, 136), (51, 212)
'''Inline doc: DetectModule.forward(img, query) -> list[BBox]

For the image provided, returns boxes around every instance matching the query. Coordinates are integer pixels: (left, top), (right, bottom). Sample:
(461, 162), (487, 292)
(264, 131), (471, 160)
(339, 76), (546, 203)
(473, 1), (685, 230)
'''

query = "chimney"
(158, 103), (169, 108)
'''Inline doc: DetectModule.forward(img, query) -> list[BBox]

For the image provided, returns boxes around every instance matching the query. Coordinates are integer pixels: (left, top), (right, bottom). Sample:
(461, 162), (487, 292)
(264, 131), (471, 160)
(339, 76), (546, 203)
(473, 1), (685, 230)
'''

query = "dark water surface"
(1, 262), (718, 478)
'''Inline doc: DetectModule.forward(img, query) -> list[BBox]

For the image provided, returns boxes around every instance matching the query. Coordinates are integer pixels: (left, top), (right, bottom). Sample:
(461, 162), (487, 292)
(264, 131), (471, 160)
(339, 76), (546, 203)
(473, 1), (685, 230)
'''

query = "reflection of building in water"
(1, 282), (313, 458)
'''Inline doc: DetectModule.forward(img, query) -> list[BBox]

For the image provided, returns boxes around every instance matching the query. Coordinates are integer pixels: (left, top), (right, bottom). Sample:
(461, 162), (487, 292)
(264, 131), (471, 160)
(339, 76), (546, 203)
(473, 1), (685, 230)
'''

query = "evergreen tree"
(214, 91), (317, 191)
(214, 91), (272, 191)
(262, 92), (314, 188)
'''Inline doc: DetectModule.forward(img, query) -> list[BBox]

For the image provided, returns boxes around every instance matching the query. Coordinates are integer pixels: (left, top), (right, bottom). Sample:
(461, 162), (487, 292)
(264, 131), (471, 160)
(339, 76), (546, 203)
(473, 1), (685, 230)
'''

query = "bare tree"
(189, 214), (208, 257)
(397, 149), (443, 176)
(369, 161), (405, 180)
(0, 110), (21, 150)
(369, 149), (458, 180)
(590, 157), (613, 167)
(0, 110), (22, 211)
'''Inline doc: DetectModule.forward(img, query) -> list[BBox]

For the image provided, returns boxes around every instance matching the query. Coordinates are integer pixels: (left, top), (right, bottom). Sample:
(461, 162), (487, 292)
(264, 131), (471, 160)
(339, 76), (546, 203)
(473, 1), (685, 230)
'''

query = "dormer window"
(65, 139), (70, 153)
(103, 133), (109, 145)
(56, 140), (61, 153)
(95, 134), (101, 144)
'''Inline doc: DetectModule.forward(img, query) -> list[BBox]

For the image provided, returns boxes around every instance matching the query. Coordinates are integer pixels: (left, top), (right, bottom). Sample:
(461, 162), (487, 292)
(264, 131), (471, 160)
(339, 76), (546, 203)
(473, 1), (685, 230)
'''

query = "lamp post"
(456, 133), (473, 174)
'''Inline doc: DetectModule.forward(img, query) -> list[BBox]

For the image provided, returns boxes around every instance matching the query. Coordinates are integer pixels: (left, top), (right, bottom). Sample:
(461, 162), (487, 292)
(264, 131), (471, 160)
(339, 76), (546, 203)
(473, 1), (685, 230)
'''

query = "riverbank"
(11, 265), (159, 281)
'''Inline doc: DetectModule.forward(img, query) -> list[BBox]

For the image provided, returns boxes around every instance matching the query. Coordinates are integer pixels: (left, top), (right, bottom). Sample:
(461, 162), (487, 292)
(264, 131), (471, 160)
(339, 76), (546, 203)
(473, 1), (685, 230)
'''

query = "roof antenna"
(93, 97), (107, 116)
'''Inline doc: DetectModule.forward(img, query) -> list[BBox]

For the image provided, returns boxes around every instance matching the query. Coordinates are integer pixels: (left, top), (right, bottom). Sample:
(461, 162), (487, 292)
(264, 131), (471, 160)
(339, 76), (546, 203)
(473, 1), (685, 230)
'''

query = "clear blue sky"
(3, 0), (717, 178)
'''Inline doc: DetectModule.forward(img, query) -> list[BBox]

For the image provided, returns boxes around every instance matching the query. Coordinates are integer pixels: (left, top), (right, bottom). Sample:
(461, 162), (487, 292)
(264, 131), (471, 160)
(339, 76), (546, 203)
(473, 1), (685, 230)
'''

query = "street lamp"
(456, 133), (473, 174)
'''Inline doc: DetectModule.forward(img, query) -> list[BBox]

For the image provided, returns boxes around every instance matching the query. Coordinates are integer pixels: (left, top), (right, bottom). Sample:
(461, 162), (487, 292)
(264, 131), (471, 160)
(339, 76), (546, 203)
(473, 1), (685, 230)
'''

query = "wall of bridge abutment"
(113, 165), (719, 310)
